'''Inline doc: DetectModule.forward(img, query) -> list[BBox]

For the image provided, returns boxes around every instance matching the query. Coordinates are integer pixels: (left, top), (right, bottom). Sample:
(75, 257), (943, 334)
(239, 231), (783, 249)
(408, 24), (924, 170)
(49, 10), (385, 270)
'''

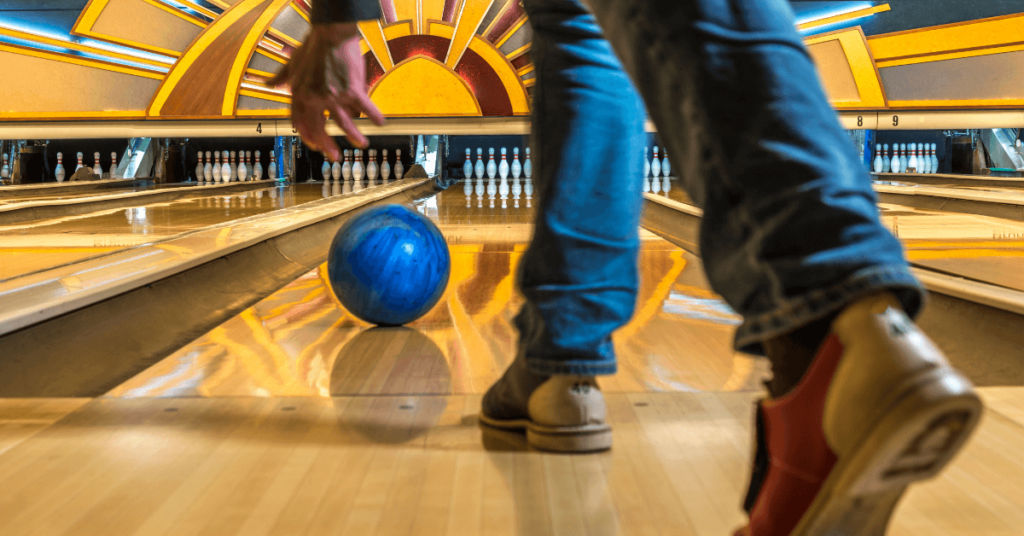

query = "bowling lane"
(0, 182), (365, 283)
(106, 180), (766, 398)
(657, 177), (1024, 292)
(0, 181), (201, 206)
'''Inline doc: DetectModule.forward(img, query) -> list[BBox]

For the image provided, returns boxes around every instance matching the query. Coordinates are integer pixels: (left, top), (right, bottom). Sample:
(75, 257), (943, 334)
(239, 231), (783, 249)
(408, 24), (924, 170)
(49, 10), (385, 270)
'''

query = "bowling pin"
(204, 151), (213, 181)
(110, 152), (119, 179)
(643, 147), (650, 178)
(463, 148), (473, 179)
(464, 176), (474, 207)
(268, 150), (278, 180)
(246, 152), (254, 180)
(394, 149), (404, 180)
(254, 150), (264, 180)
(367, 149), (379, 183)
(93, 152), (103, 176)
(652, 146), (662, 178)
(342, 150), (352, 181)
(196, 152), (205, 182)
(75, 152), (84, 172)
(882, 144), (890, 173)
(331, 154), (342, 181)
(931, 143), (939, 173)
(474, 148), (485, 179)
(899, 144), (908, 173)
(919, 144), (929, 174)
(511, 147), (522, 179)
(486, 148), (497, 179)
(381, 149), (391, 181)
(873, 144), (883, 173)
(662, 149), (671, 177)
(221, 151), (231, 182)
(499, 148), (509, 179)
(523, 147), (532, 179)
(54, 152), (65, 183)
(237, 151), (247, 181)
(352, 149), (364, 182)
(0, 154), (8, 182)
(890, 146), (900, 174)
(907, 143), (918, 173)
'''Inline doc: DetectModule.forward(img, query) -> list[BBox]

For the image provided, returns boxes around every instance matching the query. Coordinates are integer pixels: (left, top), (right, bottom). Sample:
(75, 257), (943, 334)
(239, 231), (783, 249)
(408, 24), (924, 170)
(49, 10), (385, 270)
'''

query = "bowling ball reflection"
(330, 327), (451, 444)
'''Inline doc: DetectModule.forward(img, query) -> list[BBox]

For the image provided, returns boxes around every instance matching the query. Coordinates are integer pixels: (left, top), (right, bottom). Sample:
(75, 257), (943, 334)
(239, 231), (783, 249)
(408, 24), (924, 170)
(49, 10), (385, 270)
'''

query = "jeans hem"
(734, 265), (925, 355)
(526, 359), (618, 376)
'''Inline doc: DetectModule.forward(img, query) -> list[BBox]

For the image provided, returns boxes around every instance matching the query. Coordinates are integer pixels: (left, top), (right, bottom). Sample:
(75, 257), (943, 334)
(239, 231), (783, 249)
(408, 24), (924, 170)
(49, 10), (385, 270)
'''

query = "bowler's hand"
(271, 23), (385, 160)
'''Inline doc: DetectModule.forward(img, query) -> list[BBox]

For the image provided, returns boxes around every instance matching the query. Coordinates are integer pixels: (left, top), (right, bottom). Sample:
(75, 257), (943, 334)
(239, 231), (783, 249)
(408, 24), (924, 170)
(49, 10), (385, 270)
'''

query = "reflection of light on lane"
(662, 291), (741, 326)
(118, 350), (207, 397)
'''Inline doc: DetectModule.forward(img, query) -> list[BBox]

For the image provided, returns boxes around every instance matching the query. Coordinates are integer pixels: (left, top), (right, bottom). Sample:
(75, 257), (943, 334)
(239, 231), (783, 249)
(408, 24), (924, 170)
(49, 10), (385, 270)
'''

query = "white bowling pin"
(367, 149), (379, 183)
(342, 149), (352, 180)
(873, 144), (883, 173)
(237, 152), (247, 181)
(246, 152), (254, 180)
(662, 149), (671, 177)
(221, 151), (231, 182)
(321, 155), (331, 181)
(463, 148), (473, 179)
(643, 147), (650, 178)
(523, 148), (532, 179)
(474, 148), (485, 179)
(381, 149), (391, 181)
(196, 152), (205, 182)
(110, 152), (119, 179)
(394, 149), (404, 179)
(907, 143), (918, 173)
(899, 144), (908, 173)
(268, 150), (278, 180)
(486, 148), (497, 179)
(54, 153), (65, 183)
(499, 148), (509, 179)
(931, 143), (939, 173)
(652, 146), (662, 178)
(75, 152), (84, 171)
(93, 152), (103, 176)
(352, 149), (364, 182)
(881, 144), (890, 173)
(253, 150), (264, 180)
(919, 144), (930, 174)
(0, 154), (8, 182)
(890, 146), (900, 173)
(332, 155), (342, 181)
(204, 151), (213, 181)
(511, 147), (522, 179)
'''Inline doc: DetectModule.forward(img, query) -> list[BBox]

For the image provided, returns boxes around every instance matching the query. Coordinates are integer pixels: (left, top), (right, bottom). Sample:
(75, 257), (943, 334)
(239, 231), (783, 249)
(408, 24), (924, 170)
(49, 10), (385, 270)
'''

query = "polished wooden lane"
(0, 391), (1021, 536)
(657, 178), (1024, 292)
(0, 182), (364, 283)
(108, 184), (761, 398)
(1, 180), (1021, 535)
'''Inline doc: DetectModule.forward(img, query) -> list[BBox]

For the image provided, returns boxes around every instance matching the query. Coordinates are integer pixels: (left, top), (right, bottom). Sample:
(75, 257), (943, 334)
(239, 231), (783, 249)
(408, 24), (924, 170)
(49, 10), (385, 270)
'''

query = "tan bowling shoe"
(739, 292), (983, 536)
(479, 356), (612, 453)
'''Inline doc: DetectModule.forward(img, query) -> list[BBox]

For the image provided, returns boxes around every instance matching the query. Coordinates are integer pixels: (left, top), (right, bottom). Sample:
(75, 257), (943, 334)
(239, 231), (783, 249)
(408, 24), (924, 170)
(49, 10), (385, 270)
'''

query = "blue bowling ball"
(327, 204), (450, 325)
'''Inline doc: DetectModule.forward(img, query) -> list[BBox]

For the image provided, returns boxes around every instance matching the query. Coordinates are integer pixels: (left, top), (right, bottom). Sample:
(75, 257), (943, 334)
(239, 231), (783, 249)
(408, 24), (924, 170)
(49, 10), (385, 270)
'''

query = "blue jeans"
(517, 0), (923, 376)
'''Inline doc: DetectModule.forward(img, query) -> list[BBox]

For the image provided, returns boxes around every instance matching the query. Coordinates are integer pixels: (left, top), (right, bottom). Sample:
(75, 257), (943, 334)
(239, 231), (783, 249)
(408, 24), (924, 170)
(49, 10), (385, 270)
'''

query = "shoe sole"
(793, 367), (983, 536)
(478, 413), (612, 453)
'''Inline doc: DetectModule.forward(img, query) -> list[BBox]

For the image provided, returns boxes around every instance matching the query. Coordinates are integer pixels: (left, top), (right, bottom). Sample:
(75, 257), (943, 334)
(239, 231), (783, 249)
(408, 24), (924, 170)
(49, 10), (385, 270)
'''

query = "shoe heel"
(526, 426), (612, 453)
(847, 369), (982, 496)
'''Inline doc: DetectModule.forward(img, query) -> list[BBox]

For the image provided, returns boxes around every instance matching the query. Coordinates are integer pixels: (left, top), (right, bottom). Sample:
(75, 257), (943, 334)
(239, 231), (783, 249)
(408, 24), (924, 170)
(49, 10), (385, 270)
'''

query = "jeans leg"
(517, 0), (647, 376)
(585, 0), (924, 354)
